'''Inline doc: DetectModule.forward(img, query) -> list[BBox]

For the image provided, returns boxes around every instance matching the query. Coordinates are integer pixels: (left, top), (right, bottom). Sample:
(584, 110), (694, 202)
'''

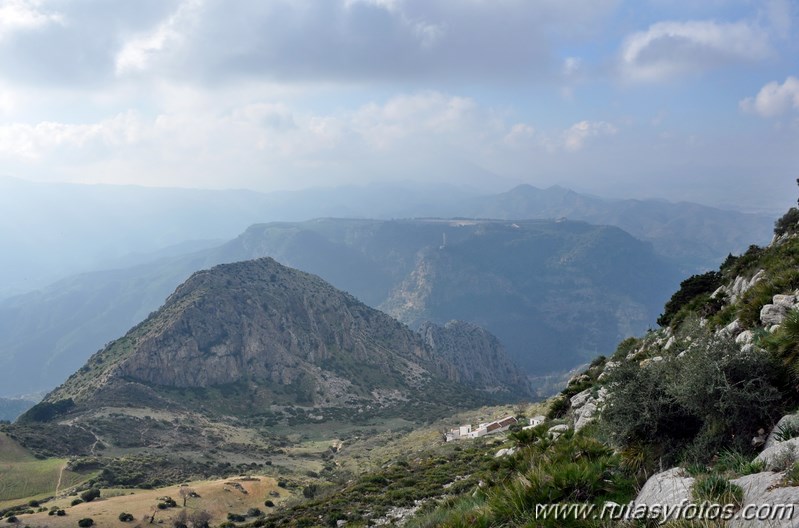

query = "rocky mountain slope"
(0, 218), (680, 396)
(22, 257), (528, 440)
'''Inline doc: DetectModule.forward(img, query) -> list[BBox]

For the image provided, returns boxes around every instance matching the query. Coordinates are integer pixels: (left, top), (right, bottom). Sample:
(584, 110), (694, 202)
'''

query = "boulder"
(765, 413), (799, 449)
(724, 319), (742, 336)
(729, 472), (799, 528)
(570, 388), (592, 410)
(547, 424), (569, 439)
(494, 447), (516, 458)
(735, 330), (754, 345)
(774, 294), (798, 308)
(755, 438), (799, 470)
(761, 304), (788, 326)
(634, 467), (694, 515)
(574, 402), (597, 432)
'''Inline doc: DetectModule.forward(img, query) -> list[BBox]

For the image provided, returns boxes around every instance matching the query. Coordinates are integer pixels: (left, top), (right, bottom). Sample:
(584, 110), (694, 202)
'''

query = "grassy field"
(15, 475), (292, 527)
(0, 433), (94, 508)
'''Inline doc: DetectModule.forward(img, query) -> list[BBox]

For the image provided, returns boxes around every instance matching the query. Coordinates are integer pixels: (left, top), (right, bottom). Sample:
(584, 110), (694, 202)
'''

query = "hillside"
(13, 258), (527, 456)
(0, 218), (679, 396)
(351, 203), (799, 526)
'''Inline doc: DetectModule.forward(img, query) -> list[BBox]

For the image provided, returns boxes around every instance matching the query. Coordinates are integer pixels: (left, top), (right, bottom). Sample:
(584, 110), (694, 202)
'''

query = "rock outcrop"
(41, 258), (527, 419)
(418, 320), (530, 396)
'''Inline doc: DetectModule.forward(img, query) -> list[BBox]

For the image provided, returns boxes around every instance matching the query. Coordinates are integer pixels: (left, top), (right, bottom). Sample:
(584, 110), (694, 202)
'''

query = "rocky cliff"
(39, 257), (528, 422)
(418, 320), (529, 395)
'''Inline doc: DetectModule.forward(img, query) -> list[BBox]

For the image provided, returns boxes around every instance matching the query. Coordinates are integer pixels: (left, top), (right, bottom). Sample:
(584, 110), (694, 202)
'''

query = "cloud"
(619, 20), (771, 81)
(740, 76), (799, 117)
(0, 89), (621, 190)
(562, 121), (617, 151)
(0, 0), (62, 39)
(115, 0), (202, 75)
(0, 0), (620, 88)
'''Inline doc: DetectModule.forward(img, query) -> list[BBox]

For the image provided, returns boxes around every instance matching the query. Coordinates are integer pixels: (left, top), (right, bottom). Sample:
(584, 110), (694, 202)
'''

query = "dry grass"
(16, 475), (293, 527)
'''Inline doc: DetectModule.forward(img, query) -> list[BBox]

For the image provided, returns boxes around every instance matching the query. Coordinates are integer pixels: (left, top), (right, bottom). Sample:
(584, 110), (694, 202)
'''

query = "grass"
(692, 474), (743, 508)
(0, 433), (94, 506)
(13, 475), (291, 527)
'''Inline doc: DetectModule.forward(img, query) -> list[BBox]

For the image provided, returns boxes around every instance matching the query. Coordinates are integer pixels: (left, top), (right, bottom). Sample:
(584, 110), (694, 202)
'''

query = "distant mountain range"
(461, 184), (773, 272)
(0, 178), (771, 298)
(0, 218), (680, 397)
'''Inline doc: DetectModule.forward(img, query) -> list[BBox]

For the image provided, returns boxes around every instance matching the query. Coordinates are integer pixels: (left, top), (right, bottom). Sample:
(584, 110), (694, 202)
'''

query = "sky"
(0, 0), (797, 212)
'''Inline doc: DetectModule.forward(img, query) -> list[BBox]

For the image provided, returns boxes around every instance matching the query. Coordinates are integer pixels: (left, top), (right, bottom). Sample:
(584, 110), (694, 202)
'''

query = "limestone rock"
(755, 438), (799, 470)
(729, 472), (799, 528)
(761, 303), (788, 326)
(418, 320), (531, 396)
(548, 424), (569, 439)
(634, 467), (694, 515)
(765, 413), (799, 449)
(735, 330), (754, 346)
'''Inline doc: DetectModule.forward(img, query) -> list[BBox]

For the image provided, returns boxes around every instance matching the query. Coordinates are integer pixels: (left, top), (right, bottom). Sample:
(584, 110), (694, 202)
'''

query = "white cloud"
(619, 20), (771, 81)
(0, 0), (62, 39)
(740, 76), (799, 117)
(115, 0), (202, 75)
(562, 121), (617, 151)
(0, 111), (145, 159)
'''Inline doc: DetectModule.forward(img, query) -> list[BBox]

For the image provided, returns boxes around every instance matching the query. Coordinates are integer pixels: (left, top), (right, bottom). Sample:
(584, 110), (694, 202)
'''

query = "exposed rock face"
(634, 467), (694, 514)
(760, 293), (799, 326)
(570, 386), (608, 431)
(44, 258), (527, 416)
(417, 320), (530, 396)
(729, 472), (799, 528)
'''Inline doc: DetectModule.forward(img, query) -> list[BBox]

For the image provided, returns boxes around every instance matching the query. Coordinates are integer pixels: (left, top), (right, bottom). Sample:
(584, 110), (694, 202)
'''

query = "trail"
(54, 462), (66, 497)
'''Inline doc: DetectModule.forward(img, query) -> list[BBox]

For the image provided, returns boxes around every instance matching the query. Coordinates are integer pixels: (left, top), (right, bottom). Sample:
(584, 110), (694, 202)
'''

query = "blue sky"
(0, 0), (797, 211)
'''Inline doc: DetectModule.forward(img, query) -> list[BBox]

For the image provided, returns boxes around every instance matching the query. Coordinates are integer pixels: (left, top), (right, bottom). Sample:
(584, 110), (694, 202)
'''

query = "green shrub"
(601, 331), (787, 469)
(70, 499), (83, 506)
(79, 488), (100, 503)
(77, 519), (95, 527)
(775, 207), (799, 236)
(775, 421), (799, 442)
(658, 272), (722, 327)
(118, 512), (134, 522)
(227, 513), (246, 522)
(692, 474), (743, 507)
(545, 395), (569, 420)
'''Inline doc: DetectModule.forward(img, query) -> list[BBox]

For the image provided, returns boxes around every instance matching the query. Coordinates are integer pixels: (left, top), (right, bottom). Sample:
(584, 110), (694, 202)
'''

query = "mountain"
(0, 177), (771, 300)
(0, 218), (679, 396)
(465, 184), (774, 272)
(15, 257), (527, 457)
(0, 177), (478, 298)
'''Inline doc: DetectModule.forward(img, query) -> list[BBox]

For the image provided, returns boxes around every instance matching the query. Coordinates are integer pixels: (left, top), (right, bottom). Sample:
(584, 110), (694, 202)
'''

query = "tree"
(189, 510), (212, 528)
(179, 487), (196, 507)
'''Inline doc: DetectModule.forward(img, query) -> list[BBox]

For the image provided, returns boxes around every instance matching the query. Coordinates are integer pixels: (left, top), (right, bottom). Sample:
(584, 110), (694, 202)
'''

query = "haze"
(0, 0), (796, 212)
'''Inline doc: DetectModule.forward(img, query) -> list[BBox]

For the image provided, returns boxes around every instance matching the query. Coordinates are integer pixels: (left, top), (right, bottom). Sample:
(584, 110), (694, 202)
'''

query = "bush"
(264, 500), (275, 508)
(601, 331), (787, 469)
(692, 474), (743, 507)
(658, 271), (722, 327)
(77, 519), (95, 527)
(545, 395), (569, 420)
(70, 499), (83, 506)
(227, 513), (246, 522)
(118, 512), (134, 522)
(79, 488), (100, 503)
(775, 207), (799, 236)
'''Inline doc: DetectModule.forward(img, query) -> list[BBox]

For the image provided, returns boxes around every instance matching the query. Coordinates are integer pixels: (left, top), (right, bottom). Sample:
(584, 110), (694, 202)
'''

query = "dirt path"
(54, 462), (66, 497)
